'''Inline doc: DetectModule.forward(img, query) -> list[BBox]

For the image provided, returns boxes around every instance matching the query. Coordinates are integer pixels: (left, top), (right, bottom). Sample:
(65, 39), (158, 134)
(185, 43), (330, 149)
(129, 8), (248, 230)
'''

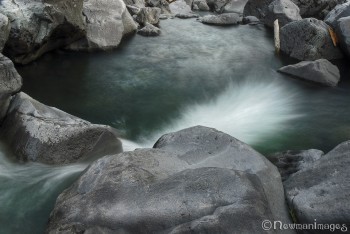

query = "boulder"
(127, 4), (142, 15)
(169, 0), (192, 15)
(67, 0), (137, 51)
(0, 0), (85, 64)
(290, 0), (347, 19)
(280, 18), (343, 60)
(325, 2), (350, 56)
(278, 59), (341, 86)
(47, 126), (294, 233)
(199, 13), (242, 25)
(223, 0), (249, 13)
(135, 7), (161, 25)
(0, 13), (10, 52)
(242, 15), (260, 24)
(193, 0), (210, 11)
(0, 54), (22, 121)
(145, 0), (171, 14)
(268, 149), (324, 181)
(175, 13), (200, 18)
(137, 23), (161, 36)
(0, 92), (122, 165)
(206, 0), (229, 13)
(284, 141), (350, 230)
(264, 0), (302, 27)
(123, 0), (146, 8)
(243, 0), (274, 19)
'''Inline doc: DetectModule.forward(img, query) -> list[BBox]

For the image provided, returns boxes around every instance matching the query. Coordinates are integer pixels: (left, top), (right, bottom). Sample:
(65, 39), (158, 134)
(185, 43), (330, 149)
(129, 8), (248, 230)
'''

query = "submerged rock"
(0, 0), (85, 64)
(0, 13), (10, 52)
(0, 92), (122, 165)
(278, 59), (340, 86)
(264, 0), (302, 27)
(135, 7), (161, 25)
(199, 13), (242, 25)
(284, 141), (350, 229)
(0, 54), (22, 121)
(47, 126), (294, 233)
(280, 18), (343, 60)
(137, 23), (161, 36)
(268, 149), (324, 181)
(67, 0), (137, 51)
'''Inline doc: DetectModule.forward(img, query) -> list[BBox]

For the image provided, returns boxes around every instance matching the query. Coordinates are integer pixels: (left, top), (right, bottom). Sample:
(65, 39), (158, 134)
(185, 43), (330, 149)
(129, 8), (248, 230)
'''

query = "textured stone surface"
(264, 0), (302, 27)
(278, 59), (341, 86)
(242, 15), (260, 24)
(280, 18), (343, 60)
(0, 92), (122, 164)
(290, 0), (347, 19)
(0, 13), (10, 52)
(67, 0), (137, 51)
(137, 23), (161, 36)
(169, 0), (192, 15)
(284, 141), (350, 232)
(47, 126), (294, 233)
(0, 0), (85, 64)
(193, 0), (210, 11)
(135, 7), (161, 25)
(146, 0), (171, 14)
(199, 13), (242, 25)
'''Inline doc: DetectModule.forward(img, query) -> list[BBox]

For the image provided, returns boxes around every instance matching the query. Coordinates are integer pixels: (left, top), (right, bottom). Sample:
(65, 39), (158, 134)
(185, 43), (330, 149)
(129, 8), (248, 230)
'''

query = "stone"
(199, 13), (242, 25)
(0, 0), (85, 64)
(135, 7), (161, 25)
(284, 141), (350, 229)
(123, 0), (146, 8)
(268, 149), (324, 181)
(280, 18), (343, 60)
(47, 126), (294, 233)
(290, 0), (347, 19)
(278, 59), (341, 86)
(0, 54), (22, 121)
(0, 92), (123, 165)
(206, 0), (229, 13)
(223, 0), (249, 13)
(169, 0), (192, 15)
(175, 13), (200, 18)
(193, 0), (210, 11)
(242, 15), (260, 24)
(145, 0), (171, 14)
(264, 0), (302, 27)
(0, 13), (10, 52)
(67, 0), (137, 51)
(137, 23), (161, 36)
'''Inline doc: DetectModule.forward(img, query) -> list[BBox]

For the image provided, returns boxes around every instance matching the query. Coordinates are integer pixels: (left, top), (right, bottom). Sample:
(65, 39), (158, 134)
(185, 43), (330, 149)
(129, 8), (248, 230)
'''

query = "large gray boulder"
(0, 0), (85, 64)
(47, 126), (294, 233)
(67, 0), (137, 51)
(0, 54), (22, 121)
(268, 149), (324, 181)
(135, 7), (161, 25)
(290, 0), (347, 19)
(278, 59), (341, 86)
(264, 0), (302, 27)
(169, 0), (192, 15)
(284, 141), (350, 231)
(0, 92), (122, 165)
(199, 13), (242, 25)
(280, 18), (343, 60)
(0, 13), (10, 52)
(325, 2), (350, 56)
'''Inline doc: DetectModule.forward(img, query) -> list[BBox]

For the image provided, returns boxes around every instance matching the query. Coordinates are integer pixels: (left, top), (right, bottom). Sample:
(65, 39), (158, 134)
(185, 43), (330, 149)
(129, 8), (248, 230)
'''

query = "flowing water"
(1, 18), (350, 233)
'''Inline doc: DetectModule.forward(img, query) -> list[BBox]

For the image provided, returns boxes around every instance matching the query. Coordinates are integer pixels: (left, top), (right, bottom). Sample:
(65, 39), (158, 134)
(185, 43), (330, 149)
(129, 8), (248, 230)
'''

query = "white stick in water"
(274, 19), (280, 53)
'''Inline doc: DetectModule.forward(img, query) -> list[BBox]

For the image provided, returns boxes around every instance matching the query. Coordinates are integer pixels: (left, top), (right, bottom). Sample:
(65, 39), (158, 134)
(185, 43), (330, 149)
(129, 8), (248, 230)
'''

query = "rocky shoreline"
(1, 0), (350, 233)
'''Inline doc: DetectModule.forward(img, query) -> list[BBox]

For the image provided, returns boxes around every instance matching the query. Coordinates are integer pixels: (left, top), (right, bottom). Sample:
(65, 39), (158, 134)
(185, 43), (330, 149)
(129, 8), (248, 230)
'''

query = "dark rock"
(284, 141), (350, 230)
(242, 15), (260, 24)
(223, 0), (249, 13)
(169, 0), (192, 15)
(280, 18), (343, 60)
(67, 0), (137, 51)
(193, 0), (210, 11)
(268, 149), (324, 181)
(135, 7), (161, 25)
(0, 13), (10, 52)
(0, 0), (85, 64)
(264, 0), (302, 27)
(0, 92), (122, 165)
(137, 23), (161, 36)
(243, 0), (274, 19)
(0, 54), (22, 121)
(199, 13), (242, 25)
(175, 13), (200, 18)
(206, 0), (229, 13)
(278, 59), (340, 86)
(290, 0), (347, 19)
(47, 126), (294, 233)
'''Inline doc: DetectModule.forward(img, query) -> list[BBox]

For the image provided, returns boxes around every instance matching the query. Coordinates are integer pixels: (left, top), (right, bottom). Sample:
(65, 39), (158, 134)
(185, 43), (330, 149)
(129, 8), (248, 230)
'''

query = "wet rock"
(268, 149), (324, 181)
(169, 0), (192, 15)
(67, 0), (137, 51)
(137, 23), (161, 36)
(175, 13), (200, 18)
(47, 126), (294, 233)
(284, 141), (350, 230)
(0, 92), (122, 165)
(242, 15), (260, 24)
(264, 0), (302, 27)
(0, 54), (22, 121)
(0, 0), (85, 64)
(135, 7), (161, 25)
(278, 59), (340, 86)
(0, 13), (10, 52)
(193, 0), (210, 11)
(280, 18), (343, 60)
(290, 0), (347, 19)
(199, 13), (242, 25)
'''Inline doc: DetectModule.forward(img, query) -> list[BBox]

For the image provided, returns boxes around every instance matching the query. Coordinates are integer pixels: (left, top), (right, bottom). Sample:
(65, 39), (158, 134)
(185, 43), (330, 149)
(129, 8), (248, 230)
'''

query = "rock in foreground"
(0, 92), (122, 164)
(278, 59), (340, 86)
(47, 126), (294, 233)
(284, 141), (350, 230)
(280, 18), (343, 61)
(199, 13), (242, 25)
(137, 23), (161, 36)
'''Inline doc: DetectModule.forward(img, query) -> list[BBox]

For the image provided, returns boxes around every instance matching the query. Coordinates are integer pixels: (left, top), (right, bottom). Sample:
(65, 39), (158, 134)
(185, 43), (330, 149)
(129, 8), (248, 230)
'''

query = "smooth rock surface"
(0, 54), (22, 121)
(0, 92), (122, 164)
(199, 13), (242, 25)
(0, 13), (10, 52)
(47, 126), (294, 233)
(268, 149), (324, 181)
(0, 0), (85, 64)
(169, 0), (192, 15)
(135, 7), (161, 25)
(278, 59), (341, 86)
(137, 22), (161, 36)
(264, 0), (302, 27)
(284, 141), (350, 230)
(67, 0), (137, 51)
(280, 18), (343, 60)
